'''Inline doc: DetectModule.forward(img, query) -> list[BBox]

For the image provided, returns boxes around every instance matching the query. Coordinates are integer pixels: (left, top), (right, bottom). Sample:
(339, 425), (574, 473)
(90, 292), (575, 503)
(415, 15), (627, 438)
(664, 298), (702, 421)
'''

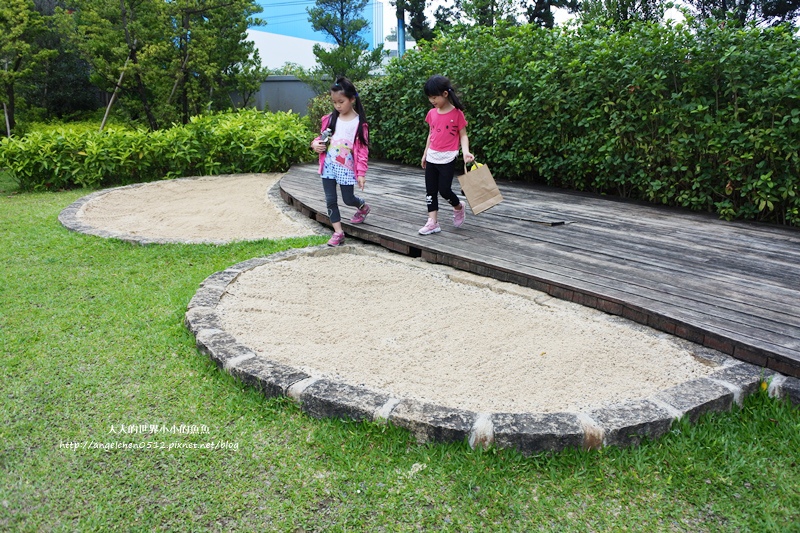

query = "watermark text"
(59, 440), (239, 451)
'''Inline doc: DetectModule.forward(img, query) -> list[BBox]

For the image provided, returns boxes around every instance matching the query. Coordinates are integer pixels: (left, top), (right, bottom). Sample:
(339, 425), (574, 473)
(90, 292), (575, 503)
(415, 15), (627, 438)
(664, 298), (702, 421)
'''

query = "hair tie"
(355, 92), (359, 98)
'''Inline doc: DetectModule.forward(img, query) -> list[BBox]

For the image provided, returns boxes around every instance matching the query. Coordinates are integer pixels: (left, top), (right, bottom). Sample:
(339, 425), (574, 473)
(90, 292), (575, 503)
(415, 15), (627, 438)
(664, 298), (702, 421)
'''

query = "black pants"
(425, 160), (461, 213)
(322, 178), (363, 224)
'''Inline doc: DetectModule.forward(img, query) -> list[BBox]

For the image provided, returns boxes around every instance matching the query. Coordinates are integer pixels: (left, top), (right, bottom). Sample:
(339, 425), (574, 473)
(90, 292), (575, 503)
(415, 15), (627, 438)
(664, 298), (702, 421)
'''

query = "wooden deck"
(280, 161), (800, 378)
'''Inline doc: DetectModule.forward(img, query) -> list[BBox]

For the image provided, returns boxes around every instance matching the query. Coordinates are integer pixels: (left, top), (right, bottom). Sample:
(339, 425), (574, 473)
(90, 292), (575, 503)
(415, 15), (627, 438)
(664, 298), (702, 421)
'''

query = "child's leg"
(322, 178), (344, 233)
(436, 160), (461, 208)
(339, 184), (364, 209)
(424, 163), (440, 220)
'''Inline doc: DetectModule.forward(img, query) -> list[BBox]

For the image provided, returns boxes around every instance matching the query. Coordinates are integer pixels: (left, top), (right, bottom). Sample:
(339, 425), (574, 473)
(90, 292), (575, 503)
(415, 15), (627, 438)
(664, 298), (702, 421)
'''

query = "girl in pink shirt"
(419, 75), (474, 235)
(310, 77), (371, 247)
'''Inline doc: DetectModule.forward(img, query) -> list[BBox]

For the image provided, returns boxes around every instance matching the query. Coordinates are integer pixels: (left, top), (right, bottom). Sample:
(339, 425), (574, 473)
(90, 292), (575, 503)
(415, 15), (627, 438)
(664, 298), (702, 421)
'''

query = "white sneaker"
(453, 201), (466, 227)
(418, 219), (441, 235)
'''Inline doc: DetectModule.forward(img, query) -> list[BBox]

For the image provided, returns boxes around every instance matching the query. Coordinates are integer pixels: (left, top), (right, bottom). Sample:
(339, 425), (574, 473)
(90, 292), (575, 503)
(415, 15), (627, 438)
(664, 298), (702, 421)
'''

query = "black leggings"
(425, 160), (461, 213)
(322, 178), (363, 224)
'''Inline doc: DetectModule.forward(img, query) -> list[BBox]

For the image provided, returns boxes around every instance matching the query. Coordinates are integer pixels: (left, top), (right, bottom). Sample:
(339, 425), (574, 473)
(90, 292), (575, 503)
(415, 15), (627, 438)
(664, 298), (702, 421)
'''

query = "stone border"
(58, 175), (327, 245)
(185, 244), (800, 455)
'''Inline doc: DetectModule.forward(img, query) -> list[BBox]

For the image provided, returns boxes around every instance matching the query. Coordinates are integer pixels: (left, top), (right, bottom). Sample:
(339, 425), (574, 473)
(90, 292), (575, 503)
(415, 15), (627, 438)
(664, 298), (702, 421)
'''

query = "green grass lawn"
(1, 177), (798, 532)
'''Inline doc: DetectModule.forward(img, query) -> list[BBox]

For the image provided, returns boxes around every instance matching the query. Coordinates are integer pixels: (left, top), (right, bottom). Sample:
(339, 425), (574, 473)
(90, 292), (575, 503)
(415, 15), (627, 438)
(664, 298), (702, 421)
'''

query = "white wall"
(247, 29), (330, 70)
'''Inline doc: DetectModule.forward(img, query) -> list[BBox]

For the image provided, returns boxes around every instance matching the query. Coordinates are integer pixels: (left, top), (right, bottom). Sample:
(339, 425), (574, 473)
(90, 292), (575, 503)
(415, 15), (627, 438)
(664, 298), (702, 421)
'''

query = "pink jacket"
(315, 113), (369, 178)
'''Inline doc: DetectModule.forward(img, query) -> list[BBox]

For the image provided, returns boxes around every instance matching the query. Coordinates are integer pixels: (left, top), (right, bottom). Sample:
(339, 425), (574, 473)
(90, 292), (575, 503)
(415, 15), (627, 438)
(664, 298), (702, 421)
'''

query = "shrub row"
(362, 20), (800, 226)
(0, 110), (315, 191)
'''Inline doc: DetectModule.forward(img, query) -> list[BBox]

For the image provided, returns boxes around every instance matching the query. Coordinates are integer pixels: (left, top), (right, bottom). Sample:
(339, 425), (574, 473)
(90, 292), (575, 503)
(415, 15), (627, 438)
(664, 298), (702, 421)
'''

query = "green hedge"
(362, 20), (800, 226)
(0, 109), (315, 191)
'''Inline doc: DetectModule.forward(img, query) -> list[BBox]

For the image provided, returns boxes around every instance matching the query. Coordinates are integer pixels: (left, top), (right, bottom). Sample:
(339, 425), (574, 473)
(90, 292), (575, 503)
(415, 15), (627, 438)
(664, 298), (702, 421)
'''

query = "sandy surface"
(217, 247), (718, 414)
(76, 174), (318, 243)
(75, 174), (720, 414)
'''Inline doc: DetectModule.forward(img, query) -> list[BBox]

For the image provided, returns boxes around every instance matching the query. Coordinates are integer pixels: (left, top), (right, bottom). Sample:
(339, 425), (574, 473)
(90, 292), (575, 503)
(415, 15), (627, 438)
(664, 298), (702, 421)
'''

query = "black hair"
(424, 75), (465, 111)
(327, 77), (369, 147)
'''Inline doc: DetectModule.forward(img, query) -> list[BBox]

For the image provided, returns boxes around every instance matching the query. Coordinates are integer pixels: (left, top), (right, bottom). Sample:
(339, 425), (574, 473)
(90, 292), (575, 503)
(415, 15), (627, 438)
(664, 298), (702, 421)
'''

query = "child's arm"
(459, 128), (474, 164)
(421, 130), (432, 169)
(355, 124), (369, 190)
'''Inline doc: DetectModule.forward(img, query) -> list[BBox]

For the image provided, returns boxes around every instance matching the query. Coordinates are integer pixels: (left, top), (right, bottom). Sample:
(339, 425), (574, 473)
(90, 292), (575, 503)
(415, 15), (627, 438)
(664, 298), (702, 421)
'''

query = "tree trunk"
(3, 83), (15, 134)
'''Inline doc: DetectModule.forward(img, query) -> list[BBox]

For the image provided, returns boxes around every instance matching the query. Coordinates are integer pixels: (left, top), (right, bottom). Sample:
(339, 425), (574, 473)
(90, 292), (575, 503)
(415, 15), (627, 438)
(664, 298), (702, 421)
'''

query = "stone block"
(228, 357), (309, 398)
(652, 378), (733, 423)
(778, 376), (800, 407)
(389, 400), (476, 445)
(188, 285), (225, 309)
(194, 329), (250, 369)
(184, 307), (223, 336)
(492, 412), (584, 455)
(710, 362), (776, 402)
(588, 400), (674, 448)
(201, 269), (240, 288)
(298, 379), (392, 421)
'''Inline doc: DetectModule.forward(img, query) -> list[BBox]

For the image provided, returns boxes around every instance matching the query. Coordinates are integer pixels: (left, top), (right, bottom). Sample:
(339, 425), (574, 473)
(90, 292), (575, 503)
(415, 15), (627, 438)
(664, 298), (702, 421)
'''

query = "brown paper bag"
(457, 162), (503, 215)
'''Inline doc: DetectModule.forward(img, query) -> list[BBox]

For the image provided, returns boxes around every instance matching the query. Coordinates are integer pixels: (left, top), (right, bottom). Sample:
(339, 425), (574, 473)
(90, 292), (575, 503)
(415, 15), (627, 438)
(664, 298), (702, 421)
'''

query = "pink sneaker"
(453, 201), (466, 228)
(418, 219), (441, 235)
(327, 232), (345, 247)
(350, 203), (370, 224)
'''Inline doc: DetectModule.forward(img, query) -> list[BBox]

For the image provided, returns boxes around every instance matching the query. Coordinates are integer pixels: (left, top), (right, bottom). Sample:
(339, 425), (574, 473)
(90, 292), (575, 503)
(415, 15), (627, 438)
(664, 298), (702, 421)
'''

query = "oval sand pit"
(216, 246), (717, 413)
(186, 245), (763, 453)
(59, 173), (321, 244)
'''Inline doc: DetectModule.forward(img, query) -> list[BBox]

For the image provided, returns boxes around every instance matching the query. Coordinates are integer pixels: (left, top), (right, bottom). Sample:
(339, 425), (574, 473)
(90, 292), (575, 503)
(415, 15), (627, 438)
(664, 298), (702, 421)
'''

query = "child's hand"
(464, 151), (475, 164)
(421, 155), (427, 169)
(357, 175), (365, 190)
(311, 139), (326, 153)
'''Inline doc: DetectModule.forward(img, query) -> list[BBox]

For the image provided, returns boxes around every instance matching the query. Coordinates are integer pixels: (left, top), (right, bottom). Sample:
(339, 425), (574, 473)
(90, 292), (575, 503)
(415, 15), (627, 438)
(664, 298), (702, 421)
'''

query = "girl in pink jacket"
(310, 77), (370, 247)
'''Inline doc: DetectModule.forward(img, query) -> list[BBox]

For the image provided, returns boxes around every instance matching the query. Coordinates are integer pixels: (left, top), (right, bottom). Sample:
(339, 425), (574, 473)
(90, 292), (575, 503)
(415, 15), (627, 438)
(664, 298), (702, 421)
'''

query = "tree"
(308, 0), (371, 46)
(684, 0), (800, 25)
(428, 0), (581, 29)
(432, 4), (458, 32)
(430, 0), (524, 28)
(306, 0), (385, 83)
(173, 1), (264, 121)
(23, 0), (100, 121)
(577, 0), (667, 23)
(394, 0), (435, 41)
(24, 40), (99, 120)
(407, 0), (435, 40)
(456, 0), (520, 26)
(0, 0), (54, 134)
(225, 49), (269, 109)
(309, 44), (384, 87)
(521, 0), (580, 27)
(56, 0), (263, 130)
